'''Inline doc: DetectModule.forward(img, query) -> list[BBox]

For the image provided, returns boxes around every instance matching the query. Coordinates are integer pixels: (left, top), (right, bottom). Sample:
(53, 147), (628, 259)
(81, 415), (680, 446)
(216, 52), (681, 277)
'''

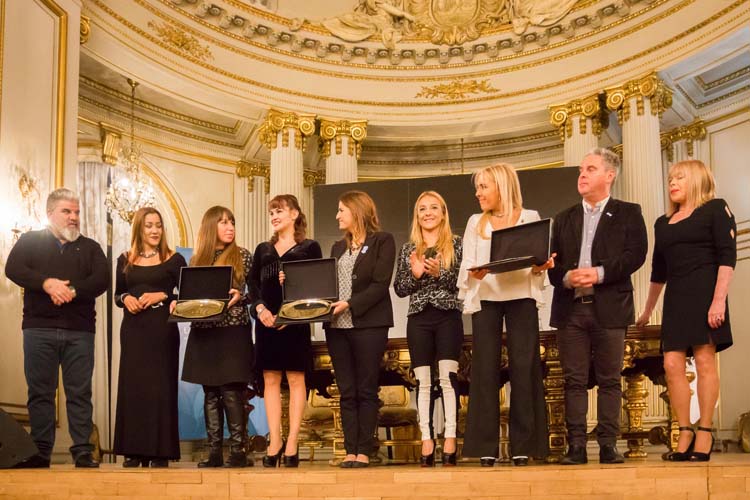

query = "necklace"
(490, 212), (506, 218)
(139, 249), (158, 258)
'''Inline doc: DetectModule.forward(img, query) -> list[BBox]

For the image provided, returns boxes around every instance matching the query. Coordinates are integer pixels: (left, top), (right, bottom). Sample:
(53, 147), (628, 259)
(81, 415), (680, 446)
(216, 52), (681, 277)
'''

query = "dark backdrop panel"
(313, 167), (581, 254)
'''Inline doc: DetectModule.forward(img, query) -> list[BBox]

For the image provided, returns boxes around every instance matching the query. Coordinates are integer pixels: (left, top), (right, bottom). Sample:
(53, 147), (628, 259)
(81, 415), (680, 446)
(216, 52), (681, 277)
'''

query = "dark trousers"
(463, 299), (549, 458)
(406, 306), (463, 367)
(325, 327), (388, 456)
(557, 302), (626, 447)
(23, 328), (95, 460)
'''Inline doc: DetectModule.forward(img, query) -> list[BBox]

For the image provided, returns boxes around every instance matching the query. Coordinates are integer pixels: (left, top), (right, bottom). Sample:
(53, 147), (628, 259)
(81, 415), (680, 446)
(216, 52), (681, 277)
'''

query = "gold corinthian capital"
(236, 160), (270, 193)
(605, 72), (673, 125)
(660, 119), (707, 161)
(319, 119), (368, 159)
(259, 109), (316, 152)
(548, 93), (605, 142)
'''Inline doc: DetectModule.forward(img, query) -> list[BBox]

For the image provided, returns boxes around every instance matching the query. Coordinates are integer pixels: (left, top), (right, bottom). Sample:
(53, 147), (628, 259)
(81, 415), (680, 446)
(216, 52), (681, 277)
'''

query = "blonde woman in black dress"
(114, 207), (186, 467)
(250, 194), (322, 468)
(637, 160), (736, 462)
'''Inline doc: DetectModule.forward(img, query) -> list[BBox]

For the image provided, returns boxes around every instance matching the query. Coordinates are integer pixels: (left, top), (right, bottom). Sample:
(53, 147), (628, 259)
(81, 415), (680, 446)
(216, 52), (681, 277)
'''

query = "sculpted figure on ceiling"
(313, 0), (579, 47)
(320, 0), (417, 50)
(509, 0), (579, 35)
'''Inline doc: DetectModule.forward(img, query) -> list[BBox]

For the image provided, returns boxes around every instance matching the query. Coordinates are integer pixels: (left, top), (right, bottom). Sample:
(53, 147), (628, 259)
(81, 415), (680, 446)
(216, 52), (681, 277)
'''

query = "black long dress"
(250, 239), (322, 373)
(113, 252), (186, 460)
(652, 198), (737, 355)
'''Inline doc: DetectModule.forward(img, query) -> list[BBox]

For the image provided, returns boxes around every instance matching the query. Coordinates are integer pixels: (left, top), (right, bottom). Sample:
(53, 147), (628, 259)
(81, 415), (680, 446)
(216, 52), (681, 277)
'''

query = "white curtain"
(77, 161), (131, 459)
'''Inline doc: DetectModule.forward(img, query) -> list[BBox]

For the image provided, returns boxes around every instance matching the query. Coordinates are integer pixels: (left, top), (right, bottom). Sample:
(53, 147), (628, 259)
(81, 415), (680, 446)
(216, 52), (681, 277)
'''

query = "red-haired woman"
(114, 207), (186, 467)
(326, 190), (396, 468)
(250, 194), (322, 468)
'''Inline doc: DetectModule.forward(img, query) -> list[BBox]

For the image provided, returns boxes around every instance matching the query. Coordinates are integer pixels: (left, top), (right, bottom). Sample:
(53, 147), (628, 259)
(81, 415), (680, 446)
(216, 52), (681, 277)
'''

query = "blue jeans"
(23, 328), (95, 460)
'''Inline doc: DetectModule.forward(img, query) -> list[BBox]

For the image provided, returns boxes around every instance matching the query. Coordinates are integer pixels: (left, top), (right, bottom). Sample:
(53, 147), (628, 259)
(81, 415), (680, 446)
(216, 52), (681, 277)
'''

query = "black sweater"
(6, 229), (108, 333)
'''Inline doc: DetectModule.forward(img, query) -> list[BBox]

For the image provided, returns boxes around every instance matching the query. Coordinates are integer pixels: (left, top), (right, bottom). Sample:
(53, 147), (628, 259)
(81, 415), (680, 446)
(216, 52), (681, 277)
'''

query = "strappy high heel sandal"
(690, 426), (715, 462)
(661, 426), (695, 461)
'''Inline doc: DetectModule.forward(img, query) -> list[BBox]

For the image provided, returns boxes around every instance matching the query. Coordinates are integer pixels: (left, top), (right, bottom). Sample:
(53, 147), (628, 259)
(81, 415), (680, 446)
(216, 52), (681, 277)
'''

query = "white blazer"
(457, 209), (546, 314)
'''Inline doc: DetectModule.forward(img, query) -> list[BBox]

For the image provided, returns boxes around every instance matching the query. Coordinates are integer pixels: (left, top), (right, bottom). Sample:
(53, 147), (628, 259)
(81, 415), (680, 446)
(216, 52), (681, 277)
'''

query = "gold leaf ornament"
(415, 79), (499, 100)
(147, 21), (214, 61)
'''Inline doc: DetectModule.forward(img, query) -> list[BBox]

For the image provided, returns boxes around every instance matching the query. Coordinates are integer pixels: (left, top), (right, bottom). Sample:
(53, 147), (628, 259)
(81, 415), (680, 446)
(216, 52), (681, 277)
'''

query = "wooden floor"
(3, 453), (750, 500)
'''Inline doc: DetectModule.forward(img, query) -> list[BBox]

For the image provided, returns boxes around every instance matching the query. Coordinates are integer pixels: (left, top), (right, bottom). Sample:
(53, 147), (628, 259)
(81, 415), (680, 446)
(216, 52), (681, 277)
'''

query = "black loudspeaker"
(0, 408), (38, 468)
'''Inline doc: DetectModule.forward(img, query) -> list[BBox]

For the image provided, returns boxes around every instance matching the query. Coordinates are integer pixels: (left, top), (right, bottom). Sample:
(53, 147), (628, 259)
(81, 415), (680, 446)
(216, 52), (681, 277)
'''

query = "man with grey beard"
(6, 188), (108, 468)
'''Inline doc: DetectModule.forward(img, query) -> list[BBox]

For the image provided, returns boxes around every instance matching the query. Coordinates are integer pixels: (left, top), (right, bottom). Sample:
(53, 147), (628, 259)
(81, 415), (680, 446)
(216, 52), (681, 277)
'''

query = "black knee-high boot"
(222, 385), (249, 467)
(198, 386), (224, 467)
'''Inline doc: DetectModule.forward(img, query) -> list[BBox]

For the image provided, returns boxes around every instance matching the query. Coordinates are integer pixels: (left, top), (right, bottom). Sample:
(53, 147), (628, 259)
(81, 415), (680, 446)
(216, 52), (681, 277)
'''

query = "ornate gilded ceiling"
(78, 0), (750, 173)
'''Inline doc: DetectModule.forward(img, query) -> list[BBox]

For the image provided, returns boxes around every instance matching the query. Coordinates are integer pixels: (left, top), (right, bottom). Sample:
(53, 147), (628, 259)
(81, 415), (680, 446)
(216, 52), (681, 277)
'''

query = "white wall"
(0, 0), (81, 461)
(700, 110), (750, 436)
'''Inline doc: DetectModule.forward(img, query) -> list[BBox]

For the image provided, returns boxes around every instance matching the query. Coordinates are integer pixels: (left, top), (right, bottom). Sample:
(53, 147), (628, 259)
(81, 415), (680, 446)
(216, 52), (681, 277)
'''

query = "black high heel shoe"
(690, 426), (715, 462)
(282, 451), (299, 468)
(263, 441), (284, 468)
(123, 456), (148, 468)
(420, 440), (435, 467)
(661, 426), (695, 461)
(442, 451), (457, 466)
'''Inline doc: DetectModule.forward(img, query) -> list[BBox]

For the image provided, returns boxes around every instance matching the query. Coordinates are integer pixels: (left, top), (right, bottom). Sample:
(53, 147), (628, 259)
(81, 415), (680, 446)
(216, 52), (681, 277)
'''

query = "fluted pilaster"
(606, 73), (673, 322)
(303, 169), (326, 237)
(320, 119), (367, 184)
(548, 93), (605, 167)
(236, 160), (270, 250)
(259, 109), (316, 198)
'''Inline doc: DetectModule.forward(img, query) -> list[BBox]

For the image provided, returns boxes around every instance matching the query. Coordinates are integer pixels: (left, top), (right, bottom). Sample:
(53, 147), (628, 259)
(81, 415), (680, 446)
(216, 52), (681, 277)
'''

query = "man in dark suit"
(549, 148), (648, 465)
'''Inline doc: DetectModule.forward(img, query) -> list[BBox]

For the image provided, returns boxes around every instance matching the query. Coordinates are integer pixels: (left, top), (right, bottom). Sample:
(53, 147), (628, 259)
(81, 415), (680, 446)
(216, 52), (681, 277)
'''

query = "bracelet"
(119, 292), (131, 303)
(257, 305), (266, 315)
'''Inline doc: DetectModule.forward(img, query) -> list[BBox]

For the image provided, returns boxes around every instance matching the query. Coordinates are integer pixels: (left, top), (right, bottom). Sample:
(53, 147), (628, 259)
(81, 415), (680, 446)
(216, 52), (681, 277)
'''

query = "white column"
(319, 119), (367, 184)
(549, 94), (603, 167)
(606, 73), (673, 321)
(259, 109), (316, 200)
(270, 129), (305, 197)
(236, 161), (270, 251)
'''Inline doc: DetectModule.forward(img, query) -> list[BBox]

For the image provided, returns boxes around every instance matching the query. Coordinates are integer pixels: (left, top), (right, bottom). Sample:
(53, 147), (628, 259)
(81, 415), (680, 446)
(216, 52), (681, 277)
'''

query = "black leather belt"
(574, 295), (595, 304)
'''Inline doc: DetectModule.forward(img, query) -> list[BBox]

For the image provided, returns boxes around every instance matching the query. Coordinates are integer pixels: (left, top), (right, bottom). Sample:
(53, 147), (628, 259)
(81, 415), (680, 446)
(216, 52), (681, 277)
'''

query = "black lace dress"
(250, 239), (322, 372)
(113, 252), (186, 460)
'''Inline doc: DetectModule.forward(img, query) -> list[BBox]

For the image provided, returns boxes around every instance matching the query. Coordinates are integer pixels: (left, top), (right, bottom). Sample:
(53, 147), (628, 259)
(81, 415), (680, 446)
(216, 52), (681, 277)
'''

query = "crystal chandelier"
(105, 78), (156, 223)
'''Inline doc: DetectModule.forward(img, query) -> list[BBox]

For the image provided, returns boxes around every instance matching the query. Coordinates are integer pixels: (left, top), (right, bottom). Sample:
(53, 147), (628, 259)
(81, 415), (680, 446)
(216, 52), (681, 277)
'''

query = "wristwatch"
(68, 285), (77, 297)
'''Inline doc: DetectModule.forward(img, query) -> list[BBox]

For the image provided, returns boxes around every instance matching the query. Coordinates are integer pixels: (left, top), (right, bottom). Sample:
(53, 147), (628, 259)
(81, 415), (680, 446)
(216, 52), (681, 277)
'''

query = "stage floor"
(2, 453), (750, 500)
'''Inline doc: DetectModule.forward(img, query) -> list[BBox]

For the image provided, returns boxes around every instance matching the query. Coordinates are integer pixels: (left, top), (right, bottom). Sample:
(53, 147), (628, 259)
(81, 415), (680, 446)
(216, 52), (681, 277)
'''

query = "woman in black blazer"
(326, 190), (396, 468)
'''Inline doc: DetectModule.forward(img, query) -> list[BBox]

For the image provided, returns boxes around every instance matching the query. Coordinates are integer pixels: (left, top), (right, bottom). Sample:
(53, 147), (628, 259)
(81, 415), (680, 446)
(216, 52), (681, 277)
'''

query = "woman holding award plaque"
(394, 191), (463, 467)
(182, 206), (254, 468)
(249, 194), (322, 468)
(114, 207), (186, 468)
(326, 190), (396, 468)
(458, 163), (554, 467)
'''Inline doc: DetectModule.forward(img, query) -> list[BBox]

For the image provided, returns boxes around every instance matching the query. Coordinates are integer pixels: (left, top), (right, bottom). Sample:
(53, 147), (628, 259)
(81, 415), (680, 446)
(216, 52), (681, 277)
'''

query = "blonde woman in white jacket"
(458, 163), (554, 467)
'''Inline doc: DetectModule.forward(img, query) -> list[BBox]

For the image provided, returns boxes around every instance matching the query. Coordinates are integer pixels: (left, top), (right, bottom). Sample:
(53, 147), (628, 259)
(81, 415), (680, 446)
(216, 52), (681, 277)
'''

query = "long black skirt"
(114, 305), (180, 459)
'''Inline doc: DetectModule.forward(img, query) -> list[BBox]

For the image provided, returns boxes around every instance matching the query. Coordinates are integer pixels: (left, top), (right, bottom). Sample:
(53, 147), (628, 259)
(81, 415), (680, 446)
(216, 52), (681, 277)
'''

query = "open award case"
(276, 258), (339, 325)
(469, 218), (552, 274)
(168, 265), (233, 323)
